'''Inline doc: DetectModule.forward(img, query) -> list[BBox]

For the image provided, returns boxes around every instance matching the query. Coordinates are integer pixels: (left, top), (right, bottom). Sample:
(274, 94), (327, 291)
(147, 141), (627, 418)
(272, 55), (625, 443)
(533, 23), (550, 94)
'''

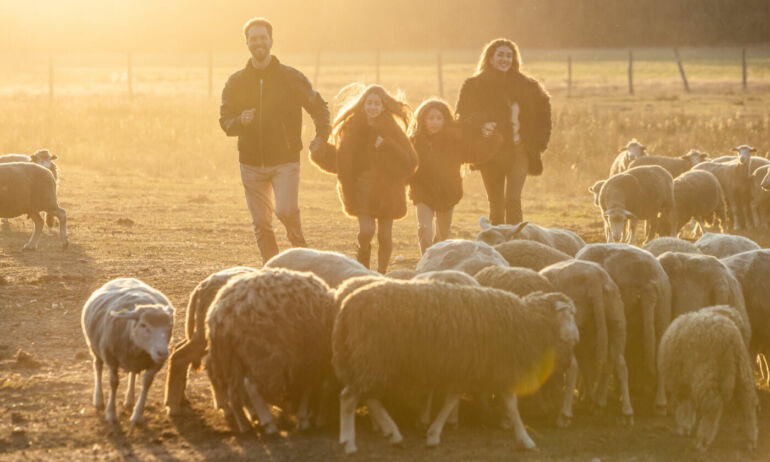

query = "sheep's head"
(477, 228), (506, 246)
(681, 149), (708, 167)
(603, 208), (635, 243)
(732, 145), (756, 165)
(111, 304), (174, 364)
(535, 292), (580, 348)
(619, 139), (646, 162)
(588, 180), (605, 206)
(30, 149), (58, 180)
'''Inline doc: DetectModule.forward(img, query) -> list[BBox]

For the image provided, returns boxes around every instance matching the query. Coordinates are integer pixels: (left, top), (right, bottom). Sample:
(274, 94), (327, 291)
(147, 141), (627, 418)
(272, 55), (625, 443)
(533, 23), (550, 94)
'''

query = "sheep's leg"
(615, 354), (634, 425)
(447, 399), (459, 428)
(124, 372), (136, 409)
(556, 355), (579, 428)
(426, 392), (460, 447)
(243, 379), (278, 435)
(731, 202), (742, 231)
(596, 363), (610, 409)
(502, 391), (536, 450)
(23, 212), (44, 250)
(627, 218), (639, 245)
(750, 202), (761, 229)
(695, 392), (723, 451)
(52, 207), (67, 248)
(105, 366), (119, 423)
(366, 398), (403, 445)
(675, 397), (695, 436)
(164, 338), (203, 416)
(1, 218), (9, 231)
(694, 218), (708, 238)
(645, 218), (659, 243)
(757, 354), (770, 387)
(420, 390), (434, 427)
(92, 357), (105, 410)
(654, 374), (667, 416)
(296, 388), (312, 430)
(130, 368), (158, 427)
(339, 386), (359, 454)
(227, 384), (252, 433)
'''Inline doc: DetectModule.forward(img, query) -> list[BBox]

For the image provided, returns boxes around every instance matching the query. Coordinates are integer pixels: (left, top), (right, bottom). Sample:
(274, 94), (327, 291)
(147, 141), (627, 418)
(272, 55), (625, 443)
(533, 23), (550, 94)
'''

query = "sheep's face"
(30, 150), (57, 169)
(112, 304), (173, 364)
(603, 208), (634, 243)
(588, 180), (605, 206)
(681, 150), (708, 167)
(551, 296), (579, 348)
(732, 145), (756, 164)
(619, 141), (646, 162)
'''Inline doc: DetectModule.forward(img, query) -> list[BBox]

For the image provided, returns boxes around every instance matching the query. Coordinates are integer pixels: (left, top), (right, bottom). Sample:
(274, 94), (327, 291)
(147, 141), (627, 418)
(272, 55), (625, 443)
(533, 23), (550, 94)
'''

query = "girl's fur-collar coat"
(334, 113), (418, 220)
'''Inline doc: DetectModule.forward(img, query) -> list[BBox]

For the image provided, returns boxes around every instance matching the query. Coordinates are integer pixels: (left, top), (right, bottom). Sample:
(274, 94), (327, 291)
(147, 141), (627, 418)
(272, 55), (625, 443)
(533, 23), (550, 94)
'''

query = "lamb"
(0, 162), (68, 250)
(164, 266), (257, 416)
(656, 252), (749, 329)
(609, 138), (648, 176)
(540, 260), (633, 423)
(658, 305), (757, 451)
(694, 232), (760, 259)
(0, 149), (59, 180)
(492, 239), (572, 272)
(588, 180), (605, 206)
(474, 266), (556, 296)
(416, 239), (508, 276)
(384, 269), (418, 280)
(412, 269), (479, 286)
(693, 146), (754, 230)
(576, 244), (671, 413)
(477, 217), (586, 256)
(205, 268), (337, 434)
(664, 170), (727, 237)
(81, 278), (175, 426)
(627, 149), (709, 178)
(333, 279), (579, 453)
(598, 165), (675, 244)
(264, 248), (377, 288)
(721, 249), (770, 384)
(642, 237), (702, 257)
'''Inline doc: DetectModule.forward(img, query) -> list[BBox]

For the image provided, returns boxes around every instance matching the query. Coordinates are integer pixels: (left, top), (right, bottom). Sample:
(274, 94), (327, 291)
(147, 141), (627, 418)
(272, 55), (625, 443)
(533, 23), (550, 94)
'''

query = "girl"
(456, 38), (552, 225)
(408, 99), (502, 254)
(331, 84), (417, 273)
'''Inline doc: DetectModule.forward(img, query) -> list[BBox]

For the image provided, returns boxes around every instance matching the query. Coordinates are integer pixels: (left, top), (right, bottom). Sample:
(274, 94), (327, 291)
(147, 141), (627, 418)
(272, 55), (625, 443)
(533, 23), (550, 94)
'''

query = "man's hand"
(309, 136), (325, 154)
(374, 136), (384, 148)
(239, 109), (256, 125)
(481, 122), (497, 138)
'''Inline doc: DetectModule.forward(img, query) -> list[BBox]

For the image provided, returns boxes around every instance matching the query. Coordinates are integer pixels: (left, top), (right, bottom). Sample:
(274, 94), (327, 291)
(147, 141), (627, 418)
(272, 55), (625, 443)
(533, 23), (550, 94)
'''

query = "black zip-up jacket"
(219, 56), (331, 167)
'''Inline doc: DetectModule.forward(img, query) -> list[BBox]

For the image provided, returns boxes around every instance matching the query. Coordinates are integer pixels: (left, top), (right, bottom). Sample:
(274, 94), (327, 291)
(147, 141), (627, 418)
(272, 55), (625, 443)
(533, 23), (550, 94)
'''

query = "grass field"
(2, 47), (770, 460)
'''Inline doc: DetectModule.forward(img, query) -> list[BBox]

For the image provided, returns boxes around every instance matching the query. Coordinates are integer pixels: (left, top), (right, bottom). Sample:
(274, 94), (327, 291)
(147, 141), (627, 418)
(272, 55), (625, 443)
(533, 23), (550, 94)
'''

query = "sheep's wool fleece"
(265, 248), (377, 288)
(475, 266), (555, 296)
(416, 239), (508, 275)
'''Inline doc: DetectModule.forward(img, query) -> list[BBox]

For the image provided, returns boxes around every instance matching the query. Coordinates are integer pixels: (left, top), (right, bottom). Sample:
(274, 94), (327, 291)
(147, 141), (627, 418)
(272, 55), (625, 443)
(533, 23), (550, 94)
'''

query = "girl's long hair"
(408, 98), (455, 139)
(331, 83), (413, 142)
(475, 38), (521, 75)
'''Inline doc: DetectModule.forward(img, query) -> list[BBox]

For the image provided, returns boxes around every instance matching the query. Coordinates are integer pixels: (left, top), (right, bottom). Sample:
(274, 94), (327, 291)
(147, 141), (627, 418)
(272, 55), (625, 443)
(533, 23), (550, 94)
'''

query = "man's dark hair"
(243, 17), (273, 39)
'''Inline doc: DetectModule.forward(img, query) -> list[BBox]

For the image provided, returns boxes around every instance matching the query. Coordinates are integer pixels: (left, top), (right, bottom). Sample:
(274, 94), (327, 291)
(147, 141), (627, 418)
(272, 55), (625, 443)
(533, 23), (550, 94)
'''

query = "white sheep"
(576, 244), (671, 414)
(588, 180), (605, 207)
(628, 149), (709, 178)
(0, 162), (67, 250)
(658, 305), (757, 451)
(749, 164), (770, 228)
(475, 266), (556, 296)
(264, 248), (377, 288)
(384, 269), (419, 280)
(598, 165), (675, 244)
(205, 268), (337, 434)
(642, 237), (702, 257)
(694, 232), (760, 259)
(693, 146), (755, 230)
(540, 260), (633, 424)
(81, 278), (175, 426)
(333, 280), (579, 453)
(493, 239), (572, 272)
(665, 170), (726, 237)
(0, 150), (60, 230)
(477, 217), (585, 256)
(164, 266), (257, 416)
(416, 239), (508, 276)
(609, 138), (648, 176)
(412, 269), (479, 286)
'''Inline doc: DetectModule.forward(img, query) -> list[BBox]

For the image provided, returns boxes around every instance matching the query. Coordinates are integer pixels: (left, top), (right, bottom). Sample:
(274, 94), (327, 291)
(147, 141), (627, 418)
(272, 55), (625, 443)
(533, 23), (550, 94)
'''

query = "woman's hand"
(481, 122), (496, 138)
(375, 135), (384, 148)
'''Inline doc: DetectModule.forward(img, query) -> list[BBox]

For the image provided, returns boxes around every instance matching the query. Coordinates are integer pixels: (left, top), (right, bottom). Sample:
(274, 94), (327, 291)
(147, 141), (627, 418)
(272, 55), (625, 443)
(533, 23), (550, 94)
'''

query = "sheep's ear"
(640, 145), (647, 151)
(512, 221), (529, 235)
(624, 210), (636, 219)
(731, 147), (739, 153)
(479, 216), (491, 230)
(111, 309), (140, 320)
(163, 305), (174, 317)
(602, 210), (611, 217)
(617, 146), (626, 153)
(30, 153), (39, 162)
(51, 154), (58, 160)
(554, 301), (572, 313)
(750, 148), (757, 153)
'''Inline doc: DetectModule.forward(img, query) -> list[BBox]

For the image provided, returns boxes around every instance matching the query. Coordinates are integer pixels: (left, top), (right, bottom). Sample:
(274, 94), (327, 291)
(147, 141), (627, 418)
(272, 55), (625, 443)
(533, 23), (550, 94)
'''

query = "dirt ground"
(1, 165), (769, 461)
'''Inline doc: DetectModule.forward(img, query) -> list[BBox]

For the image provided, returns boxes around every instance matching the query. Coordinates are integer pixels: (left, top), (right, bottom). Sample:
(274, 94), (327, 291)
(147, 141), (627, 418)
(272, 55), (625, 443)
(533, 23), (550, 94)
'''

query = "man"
(220, 17), (330, 263)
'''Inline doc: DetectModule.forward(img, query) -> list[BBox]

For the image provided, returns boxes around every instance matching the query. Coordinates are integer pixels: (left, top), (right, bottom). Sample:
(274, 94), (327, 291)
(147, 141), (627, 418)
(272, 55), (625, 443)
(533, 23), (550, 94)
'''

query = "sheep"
(81, 278), (175, 426)
(656, 252), (749, 329)
(721, 249), (770, 385)
(415, 239), (508, 276)
(0, 162), (67, 250)
(540, 260), (633, 424)
(693, 146), (755, 230)
(0, 149), (59, 180)
(627, 149), (709, 178)
(491, 239), (571, 272)
(478, 217), (586, 256)
(475, 266), (556, 296)
(588, 180), (605, 207)
(412, 269), (479, 286)
(333, 279), (579, 453)
(664, 170), (727, 238)
(642, 237), (702, 257)
(164, 266), (257, 416)
(384, 269), (418, 280)
(576, 243), (671, 413)
(610, 138), (648, 176)
(749, 164), (770, 228)
(598, 165), (675, 245)
(658, 305), (757, 451)
(205, 268), (337, 434)
(264, 248), (377, 289)
(694, 232), (760, 259)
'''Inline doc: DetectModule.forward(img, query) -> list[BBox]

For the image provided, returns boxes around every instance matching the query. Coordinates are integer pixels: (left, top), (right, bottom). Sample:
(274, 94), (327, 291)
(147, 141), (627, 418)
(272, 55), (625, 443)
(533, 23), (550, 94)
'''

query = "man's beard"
(251, 47), (269, 61)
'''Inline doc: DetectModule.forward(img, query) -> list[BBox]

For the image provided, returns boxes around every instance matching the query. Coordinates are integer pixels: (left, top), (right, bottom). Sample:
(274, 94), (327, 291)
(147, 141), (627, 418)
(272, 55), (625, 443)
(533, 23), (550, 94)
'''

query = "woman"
(331, 84), (418, 273)
(455, 38), (552, 225)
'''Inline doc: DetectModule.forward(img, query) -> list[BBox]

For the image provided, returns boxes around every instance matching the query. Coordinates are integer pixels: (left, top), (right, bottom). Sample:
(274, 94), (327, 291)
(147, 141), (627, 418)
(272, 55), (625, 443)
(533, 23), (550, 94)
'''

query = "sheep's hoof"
(22, 244), (37, 251)
(130, 415), (144, 428)
(556, 413), (572, 429)
(105, 411), (118, 424)
(426, 431), (440, 447)
(343, 441), (358, 455)
(389, 433), (404, 446)
(748, 439), (757, 451)
(654, 404), (667, 417)
(166, 404), (182, 417)
(517, 436), (537, 451)
(262, 422), (278, 435)
(622, 414), (634, 426)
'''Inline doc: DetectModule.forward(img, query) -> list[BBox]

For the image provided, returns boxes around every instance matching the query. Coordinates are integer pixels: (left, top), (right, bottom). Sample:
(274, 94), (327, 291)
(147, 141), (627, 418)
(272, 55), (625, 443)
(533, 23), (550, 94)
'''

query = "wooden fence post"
(674, 48), (690, 92)
(48, 56), (54, 102)
(567, 55), (572, 97)
(437, 52), (444, 98)
(628, 49), (634, 95)
(208, 50), (213, 98)
(742, 47), (747, 91)
(127, 52), (133, 98)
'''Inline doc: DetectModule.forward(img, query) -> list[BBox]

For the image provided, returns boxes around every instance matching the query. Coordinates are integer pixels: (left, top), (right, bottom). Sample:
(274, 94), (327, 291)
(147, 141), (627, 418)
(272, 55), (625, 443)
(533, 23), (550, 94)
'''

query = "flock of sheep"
(2, 143), (768, 455)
